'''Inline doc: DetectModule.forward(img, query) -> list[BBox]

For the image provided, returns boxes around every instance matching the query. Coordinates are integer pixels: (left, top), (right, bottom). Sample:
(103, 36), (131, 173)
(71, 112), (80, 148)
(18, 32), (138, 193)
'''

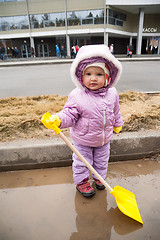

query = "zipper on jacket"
(102, 110), (106, 146)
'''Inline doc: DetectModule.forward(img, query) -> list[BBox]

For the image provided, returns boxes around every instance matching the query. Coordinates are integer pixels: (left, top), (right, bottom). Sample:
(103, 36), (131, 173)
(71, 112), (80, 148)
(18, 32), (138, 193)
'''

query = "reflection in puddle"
(70, 188), (142, 240)
(0, 159), (160, 240)
(0, 184), (77, 240)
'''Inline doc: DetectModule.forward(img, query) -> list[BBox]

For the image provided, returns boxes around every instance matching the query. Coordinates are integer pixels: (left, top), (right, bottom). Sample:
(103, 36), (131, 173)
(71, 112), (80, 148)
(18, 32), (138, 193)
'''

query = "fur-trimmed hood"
(70, 44), (122, 90)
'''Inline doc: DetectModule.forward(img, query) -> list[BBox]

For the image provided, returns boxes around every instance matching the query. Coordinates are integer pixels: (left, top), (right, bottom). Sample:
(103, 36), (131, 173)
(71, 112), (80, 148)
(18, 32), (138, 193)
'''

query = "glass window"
(67, 9), (104, 26)
(116, 19), (123, 26)
(30, 15), (41, 29)
(14, 15), (28, 29)
(0, 19), (10, 31)
(50, 12), (65, 27)
(94, 11), (104, 24)
(119, 13), (126, 21)
(0, 15), (28, 31)
(109, 17), (115, 25)
(30, 12), (65, 28)
(67, 11), (81, 26)
(109, 9), (126, 27)
(0, 9), (104, 31)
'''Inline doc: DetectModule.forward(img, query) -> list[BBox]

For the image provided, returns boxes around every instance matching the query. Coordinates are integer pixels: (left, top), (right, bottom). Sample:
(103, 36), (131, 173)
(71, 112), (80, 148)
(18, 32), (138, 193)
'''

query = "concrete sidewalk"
(0, 129), (160, 171)
(0, 55), (160, 67)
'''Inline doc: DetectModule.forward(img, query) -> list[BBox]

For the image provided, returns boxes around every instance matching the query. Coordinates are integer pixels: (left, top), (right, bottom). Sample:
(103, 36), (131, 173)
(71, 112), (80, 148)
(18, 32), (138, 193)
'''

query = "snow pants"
(72, 141), (110, 185)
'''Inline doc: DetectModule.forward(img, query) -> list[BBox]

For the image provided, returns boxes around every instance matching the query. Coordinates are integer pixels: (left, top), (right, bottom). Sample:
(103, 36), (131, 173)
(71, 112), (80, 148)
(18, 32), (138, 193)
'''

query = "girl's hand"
(48, 115), (61, 127)
(113, 126), (122, 134)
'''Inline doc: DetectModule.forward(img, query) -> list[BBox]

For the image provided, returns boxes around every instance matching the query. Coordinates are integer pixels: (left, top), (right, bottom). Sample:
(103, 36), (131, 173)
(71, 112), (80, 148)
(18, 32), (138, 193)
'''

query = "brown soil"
(0, 91), (160, 142)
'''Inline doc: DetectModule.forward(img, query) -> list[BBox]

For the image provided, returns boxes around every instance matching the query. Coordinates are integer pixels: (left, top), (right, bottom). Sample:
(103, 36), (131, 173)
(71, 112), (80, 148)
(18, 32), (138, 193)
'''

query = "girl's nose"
(90, 75), (97, 81)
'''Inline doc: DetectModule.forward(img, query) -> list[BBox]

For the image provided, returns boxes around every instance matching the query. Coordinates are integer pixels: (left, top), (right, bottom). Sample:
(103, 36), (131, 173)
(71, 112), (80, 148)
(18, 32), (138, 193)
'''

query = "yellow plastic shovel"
(41, 112), (143, 224)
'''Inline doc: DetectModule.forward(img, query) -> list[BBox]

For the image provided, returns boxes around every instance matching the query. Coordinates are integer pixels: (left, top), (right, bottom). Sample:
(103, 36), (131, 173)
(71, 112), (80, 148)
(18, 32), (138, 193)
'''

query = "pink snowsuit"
(57, 44), (123, 184)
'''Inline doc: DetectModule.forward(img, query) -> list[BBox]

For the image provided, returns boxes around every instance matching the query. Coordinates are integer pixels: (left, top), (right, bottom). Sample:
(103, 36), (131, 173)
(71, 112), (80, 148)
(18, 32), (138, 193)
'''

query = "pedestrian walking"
(127, 45), (130, 57)
(11, 47), (15, 58)
(31, 47), (35, 57)
(109, 43), (114, 55)
(14, 47), (19, 58)
(71, 45), (76, 58)
(75, 45), (79, 55)
(55, 44), (60, 58)
(60, 45), (65, 58)
(128, 43), (134, 58)
(0, 47), (5, 61)
(46, 44), (123, 198)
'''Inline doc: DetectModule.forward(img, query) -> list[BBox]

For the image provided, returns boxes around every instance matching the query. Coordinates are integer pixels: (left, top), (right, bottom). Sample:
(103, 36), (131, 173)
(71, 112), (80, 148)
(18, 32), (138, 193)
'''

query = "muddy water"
(0, 159), (160, 240)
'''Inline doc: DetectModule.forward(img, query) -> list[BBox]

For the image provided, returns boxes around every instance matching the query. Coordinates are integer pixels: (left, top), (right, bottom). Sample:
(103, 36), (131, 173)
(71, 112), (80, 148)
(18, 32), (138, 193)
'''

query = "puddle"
(0, 159), (160, 240)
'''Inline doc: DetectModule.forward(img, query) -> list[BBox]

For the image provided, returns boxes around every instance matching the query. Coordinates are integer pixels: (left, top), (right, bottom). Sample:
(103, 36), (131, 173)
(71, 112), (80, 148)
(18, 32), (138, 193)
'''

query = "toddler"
(48, 44), (123, 197)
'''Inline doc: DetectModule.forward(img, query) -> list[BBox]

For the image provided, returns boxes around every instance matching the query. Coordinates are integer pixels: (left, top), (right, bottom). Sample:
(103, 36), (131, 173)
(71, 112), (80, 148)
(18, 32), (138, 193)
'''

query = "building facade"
(0, 0), (160, 58)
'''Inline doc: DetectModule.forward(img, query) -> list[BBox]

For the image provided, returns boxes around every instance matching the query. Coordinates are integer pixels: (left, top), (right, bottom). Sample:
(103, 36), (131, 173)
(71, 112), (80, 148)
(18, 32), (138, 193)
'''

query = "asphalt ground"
(1, 55), (160, 98)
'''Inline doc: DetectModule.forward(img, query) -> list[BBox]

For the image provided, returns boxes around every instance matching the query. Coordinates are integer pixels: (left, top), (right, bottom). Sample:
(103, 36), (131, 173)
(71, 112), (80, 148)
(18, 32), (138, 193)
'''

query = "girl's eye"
(86, 73), (91, 76)
(97, 73), (103, 76)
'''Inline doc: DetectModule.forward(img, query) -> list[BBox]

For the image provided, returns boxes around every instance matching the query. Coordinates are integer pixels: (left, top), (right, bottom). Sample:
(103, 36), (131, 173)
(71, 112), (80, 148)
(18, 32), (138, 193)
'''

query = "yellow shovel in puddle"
(41, 112), (143, 224)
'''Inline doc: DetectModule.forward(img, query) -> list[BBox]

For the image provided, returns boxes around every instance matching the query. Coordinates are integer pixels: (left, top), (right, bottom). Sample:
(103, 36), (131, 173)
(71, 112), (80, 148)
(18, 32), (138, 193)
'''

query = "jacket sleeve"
(57, 90), (81, 129)
(113, 91), (124, 127)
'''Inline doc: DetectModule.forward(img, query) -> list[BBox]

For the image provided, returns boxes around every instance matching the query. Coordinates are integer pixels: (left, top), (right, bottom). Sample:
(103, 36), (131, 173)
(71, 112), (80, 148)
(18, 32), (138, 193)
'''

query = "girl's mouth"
(90, 83), (97, 86)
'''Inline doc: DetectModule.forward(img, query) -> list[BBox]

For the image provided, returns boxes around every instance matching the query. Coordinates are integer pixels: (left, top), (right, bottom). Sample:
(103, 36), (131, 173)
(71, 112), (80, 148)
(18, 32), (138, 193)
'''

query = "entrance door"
(38, 44), (49, 57)
(21, 45), (31, 58)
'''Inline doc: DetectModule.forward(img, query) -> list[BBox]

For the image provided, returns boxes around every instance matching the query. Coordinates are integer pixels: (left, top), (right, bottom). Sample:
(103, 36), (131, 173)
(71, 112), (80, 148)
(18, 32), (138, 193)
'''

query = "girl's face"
(82, 66), (106, 91)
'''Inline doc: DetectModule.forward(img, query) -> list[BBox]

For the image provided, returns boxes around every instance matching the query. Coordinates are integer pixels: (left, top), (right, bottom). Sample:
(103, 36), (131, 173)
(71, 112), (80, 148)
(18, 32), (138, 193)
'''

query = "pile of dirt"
(119, 92), (160, 132)
(0, 91), (160, 142)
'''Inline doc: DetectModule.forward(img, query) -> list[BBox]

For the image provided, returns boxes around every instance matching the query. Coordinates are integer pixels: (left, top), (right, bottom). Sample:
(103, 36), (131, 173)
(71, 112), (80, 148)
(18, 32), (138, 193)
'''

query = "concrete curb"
(0, 130), (160, 171)
(0, 59), (73, 67)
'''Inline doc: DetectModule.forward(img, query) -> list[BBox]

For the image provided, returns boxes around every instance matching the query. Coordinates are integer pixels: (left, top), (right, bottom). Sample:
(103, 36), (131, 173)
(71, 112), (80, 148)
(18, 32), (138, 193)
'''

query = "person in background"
(31, 47), (36, 57)
(128, 43), (134, 58)
(56, 45), (60, 58)
(71, 45), (76, 59)
(109, 44), (114, 55)
(60, 45), (66, 58)
(0, 47), (5, 60)
(75, 45), (79, 55)
(14, 47), (19, 58)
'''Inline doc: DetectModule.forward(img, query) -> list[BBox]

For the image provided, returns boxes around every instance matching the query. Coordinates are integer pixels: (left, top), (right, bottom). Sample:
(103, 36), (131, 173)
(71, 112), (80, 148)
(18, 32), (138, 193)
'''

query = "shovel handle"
(41, 112), (113, 193)
(59, 131), (113, 193)
(42, 114), (144, 224)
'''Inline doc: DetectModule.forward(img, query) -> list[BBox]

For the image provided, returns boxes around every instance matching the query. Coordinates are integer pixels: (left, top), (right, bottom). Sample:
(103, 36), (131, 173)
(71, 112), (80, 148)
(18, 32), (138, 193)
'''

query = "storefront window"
(50, 12), (65, 27)
(67, 12), (81, 26)
(146, 37), (159, 54)
(0, 15), (28, 31)
(67, 9), (104, 26)
(30, 12), (65, 29)
(30, 15), (41, 29)
(0, 9), (104, 31)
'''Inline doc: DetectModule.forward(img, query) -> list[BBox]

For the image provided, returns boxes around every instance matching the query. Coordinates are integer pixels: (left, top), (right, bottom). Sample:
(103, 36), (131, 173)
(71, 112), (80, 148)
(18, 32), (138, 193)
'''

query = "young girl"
(47, 44), (123, 197)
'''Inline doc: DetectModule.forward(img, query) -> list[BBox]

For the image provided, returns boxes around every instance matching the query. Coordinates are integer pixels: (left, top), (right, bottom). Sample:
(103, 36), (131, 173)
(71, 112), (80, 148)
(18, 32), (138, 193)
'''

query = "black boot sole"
(95, 184), (105, 190)
(76, 187), (95, 198)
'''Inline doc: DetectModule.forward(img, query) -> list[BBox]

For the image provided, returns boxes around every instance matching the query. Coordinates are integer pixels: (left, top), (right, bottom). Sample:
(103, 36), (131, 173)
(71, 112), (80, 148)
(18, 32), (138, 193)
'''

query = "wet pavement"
(0, 158), (160, 240)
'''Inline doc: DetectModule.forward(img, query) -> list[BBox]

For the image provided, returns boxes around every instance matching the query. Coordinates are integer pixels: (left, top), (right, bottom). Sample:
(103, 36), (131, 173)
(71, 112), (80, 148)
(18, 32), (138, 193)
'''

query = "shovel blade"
(111, 186), (143, 224)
